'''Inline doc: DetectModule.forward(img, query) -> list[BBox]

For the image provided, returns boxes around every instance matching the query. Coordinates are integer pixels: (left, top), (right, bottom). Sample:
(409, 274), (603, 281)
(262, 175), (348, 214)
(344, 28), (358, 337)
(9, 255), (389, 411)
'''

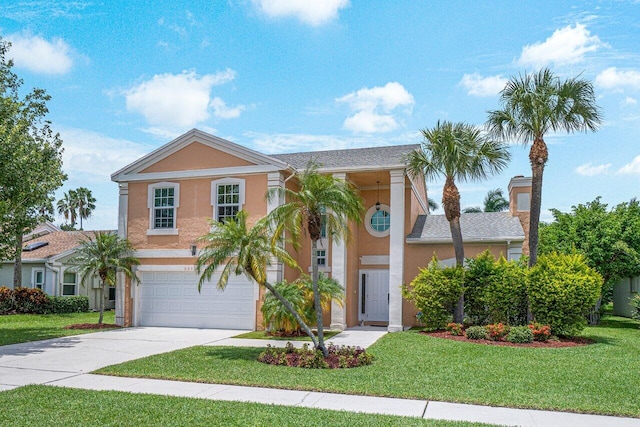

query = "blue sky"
(1, 0), (639, 230)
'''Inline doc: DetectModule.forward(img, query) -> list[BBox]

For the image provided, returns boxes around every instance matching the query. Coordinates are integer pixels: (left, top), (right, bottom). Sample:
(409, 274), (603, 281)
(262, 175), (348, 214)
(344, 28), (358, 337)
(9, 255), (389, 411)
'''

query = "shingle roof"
(19, 231), (108, 260)
(271, 144), (420, 170)
(407, 212), (525, 243)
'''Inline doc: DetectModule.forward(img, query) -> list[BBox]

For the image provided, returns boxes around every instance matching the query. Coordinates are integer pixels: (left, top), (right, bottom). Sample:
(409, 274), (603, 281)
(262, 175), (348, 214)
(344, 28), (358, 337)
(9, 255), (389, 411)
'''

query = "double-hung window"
(62, 271), (77, 296)
(147, 182), (180, 235)
(211, 178), (245, 223)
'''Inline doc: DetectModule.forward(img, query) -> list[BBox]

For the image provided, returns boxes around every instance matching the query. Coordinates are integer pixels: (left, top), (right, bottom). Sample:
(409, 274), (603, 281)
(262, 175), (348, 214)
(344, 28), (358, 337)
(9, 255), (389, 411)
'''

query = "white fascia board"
(406, 236), (525, 245)
(134, 249), (194, 258)
(314, 164), (407, 174)
(111, 129), (290, 182)
(115, 164), (283, 183)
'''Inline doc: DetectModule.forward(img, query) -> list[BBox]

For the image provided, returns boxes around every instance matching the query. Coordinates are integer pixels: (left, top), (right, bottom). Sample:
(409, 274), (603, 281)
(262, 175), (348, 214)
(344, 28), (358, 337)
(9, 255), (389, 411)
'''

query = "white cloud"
(253, 0), (349, 26)
(7, 32), (73, 75)
(336, 82), (414, 134)
(623, 97), (637, 106)
(210, 97), (245, 119)
(575, 162), (611, 176)
(124, 69), (238, 130)
(618, 155), (640, 174)
(246, 131), (405, 154)
(595, 67), (640, 91)
(518, 23), (603, 68)
(459, 73), (507, 97)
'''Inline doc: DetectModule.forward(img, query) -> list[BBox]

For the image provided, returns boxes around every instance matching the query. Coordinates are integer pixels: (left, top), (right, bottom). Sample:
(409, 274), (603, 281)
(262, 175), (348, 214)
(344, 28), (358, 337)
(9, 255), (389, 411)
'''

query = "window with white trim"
(211, 178), (245, 223)
(147, 182), (180, 235)
(62, 271), (77, 296)
(32, 268), (44, 290)
(365, 204), (391, 237)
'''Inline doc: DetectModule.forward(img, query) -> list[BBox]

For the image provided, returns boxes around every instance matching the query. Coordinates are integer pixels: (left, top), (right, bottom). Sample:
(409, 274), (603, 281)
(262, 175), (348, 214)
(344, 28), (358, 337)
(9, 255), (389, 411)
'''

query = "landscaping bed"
(64, 323), (121, 330)
(422, 330), (593, 348)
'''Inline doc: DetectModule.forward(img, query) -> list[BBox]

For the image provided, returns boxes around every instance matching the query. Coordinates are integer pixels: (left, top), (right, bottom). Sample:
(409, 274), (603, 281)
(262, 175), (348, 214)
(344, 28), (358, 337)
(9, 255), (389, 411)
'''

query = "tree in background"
(56, 187), (96, 230)
(0, 38), (66, 287)
(487, 69), (601, 266)
(267, 162), (363, 357)
(74, 187), (96, 230)
(69, 232), (139, 324)
(406, 121), (511, 323)
(539, 198), (640, 322)
(483, 188), (509, 212)
(57, 189), (78, 229)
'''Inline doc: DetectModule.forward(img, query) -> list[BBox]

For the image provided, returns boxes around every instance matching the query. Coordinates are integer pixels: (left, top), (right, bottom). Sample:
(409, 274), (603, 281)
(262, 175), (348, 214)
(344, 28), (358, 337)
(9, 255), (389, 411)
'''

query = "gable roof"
(17, 231), (110, 262)
(272, 144), (420, 172)
(111, 129), (291, 182)
(407, 212), (524, 244)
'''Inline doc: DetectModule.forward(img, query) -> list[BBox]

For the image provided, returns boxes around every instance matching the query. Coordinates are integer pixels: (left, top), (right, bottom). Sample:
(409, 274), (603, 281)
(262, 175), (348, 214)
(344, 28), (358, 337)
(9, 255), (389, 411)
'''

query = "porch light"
(190, 244), (197, 256)
(375, 181), (381, 211)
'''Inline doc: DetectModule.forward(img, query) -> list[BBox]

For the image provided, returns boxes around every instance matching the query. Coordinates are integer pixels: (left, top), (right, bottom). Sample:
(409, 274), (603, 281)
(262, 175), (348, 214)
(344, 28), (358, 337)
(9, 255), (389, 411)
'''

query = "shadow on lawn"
(204, 347), (261, 362)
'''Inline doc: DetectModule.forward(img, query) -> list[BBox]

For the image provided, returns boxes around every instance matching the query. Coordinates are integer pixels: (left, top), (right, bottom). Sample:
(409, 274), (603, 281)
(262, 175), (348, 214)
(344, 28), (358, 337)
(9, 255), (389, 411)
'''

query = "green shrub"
(464, 250), (499, 324)
(629, 294), (640, 322)
(484, 258), (528, 325)
(12, 287), (49, 313)
(506, 325), (534, 343)
(257, 342), (373, 369)
(528, 253), (603, 336)
(46, 296), (89, 314)
(0, 286), (13, 314)
(465, 325), (487, 340)
(402, 256), (464, 329)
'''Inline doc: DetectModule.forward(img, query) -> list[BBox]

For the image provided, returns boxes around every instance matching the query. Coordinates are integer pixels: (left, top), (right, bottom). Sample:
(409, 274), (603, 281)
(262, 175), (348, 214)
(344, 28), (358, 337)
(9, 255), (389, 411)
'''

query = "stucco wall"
(141, 142), (253, 173)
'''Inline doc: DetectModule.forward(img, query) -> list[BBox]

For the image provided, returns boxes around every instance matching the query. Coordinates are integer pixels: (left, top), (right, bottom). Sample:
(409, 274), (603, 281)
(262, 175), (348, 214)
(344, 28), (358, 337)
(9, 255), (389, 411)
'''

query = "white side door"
(359, 269), (389, 322)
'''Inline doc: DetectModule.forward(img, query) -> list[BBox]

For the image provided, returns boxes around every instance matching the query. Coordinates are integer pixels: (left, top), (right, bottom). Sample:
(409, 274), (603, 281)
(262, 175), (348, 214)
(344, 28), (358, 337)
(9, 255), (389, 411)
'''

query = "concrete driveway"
(0, 327), (244, 391)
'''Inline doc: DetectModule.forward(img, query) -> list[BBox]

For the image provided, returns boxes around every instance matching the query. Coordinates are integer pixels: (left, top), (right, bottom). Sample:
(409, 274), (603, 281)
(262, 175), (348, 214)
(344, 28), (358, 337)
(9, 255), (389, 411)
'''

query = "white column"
(330, 173), (348, 330)
(388, 169), (405, 332)
(115, 183), (128, 327)
(266, 172), (284, 286)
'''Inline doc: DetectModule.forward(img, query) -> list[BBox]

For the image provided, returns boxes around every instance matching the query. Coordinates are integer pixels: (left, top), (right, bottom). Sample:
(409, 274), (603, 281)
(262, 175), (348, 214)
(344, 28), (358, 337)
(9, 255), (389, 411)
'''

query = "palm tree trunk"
(443, 177), (465, 323)
(528, 136), (548, 267)
(13, 232), (23, 288)
(311, 239), (327, 357)
(263, 280), (319, 349)
(98, 283), (105, 324)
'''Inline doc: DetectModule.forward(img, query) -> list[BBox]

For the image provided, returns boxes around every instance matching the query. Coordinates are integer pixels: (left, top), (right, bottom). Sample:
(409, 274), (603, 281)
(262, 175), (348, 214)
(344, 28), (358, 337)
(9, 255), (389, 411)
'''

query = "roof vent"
(23, 241), (49, 252)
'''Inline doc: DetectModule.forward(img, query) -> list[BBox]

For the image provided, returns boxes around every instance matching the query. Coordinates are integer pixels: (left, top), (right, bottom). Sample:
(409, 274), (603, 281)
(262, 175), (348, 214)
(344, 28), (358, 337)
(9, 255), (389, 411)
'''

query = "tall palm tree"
(428, 197), (439, 213)
(196, 210), (320, 347)
(487, 68), (601, 266)
(69, 232), (139, 324)
(406, 121), (511, 322)
(57, 190), (77, 229)
(266, 162), (363, 356)
(483, 188), (509, 212)
(74, 187), (96, 230)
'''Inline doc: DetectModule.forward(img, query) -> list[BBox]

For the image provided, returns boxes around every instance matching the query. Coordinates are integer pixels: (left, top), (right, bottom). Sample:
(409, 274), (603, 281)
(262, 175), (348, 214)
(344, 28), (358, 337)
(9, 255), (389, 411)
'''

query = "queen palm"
(196, 210), (320, 347)
(69, 232), (139, 324)
(483, 188), (509, 212)
(57, 190), (77, 228)
(406, 121), (511, 323)
(74, 187), (96, 230)
(267, 162), (363, 356)
(487, 68), (601, 266)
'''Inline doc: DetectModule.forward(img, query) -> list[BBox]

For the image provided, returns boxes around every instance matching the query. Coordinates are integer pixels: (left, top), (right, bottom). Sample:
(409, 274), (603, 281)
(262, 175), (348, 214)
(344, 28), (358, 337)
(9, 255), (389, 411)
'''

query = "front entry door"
(359, 270), (389, 322)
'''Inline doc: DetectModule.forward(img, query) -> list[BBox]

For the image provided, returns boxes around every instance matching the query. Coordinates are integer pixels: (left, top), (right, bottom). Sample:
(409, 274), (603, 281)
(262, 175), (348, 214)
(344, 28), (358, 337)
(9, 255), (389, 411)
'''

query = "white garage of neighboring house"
(613, 276), (640, 318)
(133, 266), (257, 329)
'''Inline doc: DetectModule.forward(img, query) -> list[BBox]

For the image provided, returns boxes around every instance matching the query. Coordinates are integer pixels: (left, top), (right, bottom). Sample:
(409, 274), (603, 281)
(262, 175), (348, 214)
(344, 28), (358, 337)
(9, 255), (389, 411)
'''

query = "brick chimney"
(508, 176), (532, 256)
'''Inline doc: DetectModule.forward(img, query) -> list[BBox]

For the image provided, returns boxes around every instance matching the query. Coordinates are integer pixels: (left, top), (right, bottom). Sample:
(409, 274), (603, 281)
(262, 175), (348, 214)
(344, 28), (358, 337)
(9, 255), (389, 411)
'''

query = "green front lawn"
(0, 386), (494, 427)
(96, 316), (640, 417)
(0, 311), (116, 346)
(233, 330), (340, 341)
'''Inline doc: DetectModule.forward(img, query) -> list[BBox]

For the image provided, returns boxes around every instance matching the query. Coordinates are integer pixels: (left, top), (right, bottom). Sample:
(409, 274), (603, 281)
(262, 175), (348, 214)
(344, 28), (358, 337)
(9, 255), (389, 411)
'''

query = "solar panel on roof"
(23, 241), (49, 251)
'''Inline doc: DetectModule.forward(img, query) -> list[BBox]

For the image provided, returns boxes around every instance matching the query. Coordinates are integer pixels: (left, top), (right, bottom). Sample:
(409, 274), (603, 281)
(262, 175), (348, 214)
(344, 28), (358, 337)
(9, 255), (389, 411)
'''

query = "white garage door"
(138, 270), (256, 329)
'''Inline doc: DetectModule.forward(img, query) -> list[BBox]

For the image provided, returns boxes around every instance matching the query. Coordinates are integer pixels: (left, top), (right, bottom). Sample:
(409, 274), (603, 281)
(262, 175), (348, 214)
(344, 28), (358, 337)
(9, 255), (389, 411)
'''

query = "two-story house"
(111, 129), (530, 331)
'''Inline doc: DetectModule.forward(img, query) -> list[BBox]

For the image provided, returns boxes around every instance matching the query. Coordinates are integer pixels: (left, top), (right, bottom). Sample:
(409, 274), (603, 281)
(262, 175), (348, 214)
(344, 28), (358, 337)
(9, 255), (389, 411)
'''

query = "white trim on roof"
(116, 164), (284, 183)
(406, 236), (525, 244)
(111, 129), (290, 183)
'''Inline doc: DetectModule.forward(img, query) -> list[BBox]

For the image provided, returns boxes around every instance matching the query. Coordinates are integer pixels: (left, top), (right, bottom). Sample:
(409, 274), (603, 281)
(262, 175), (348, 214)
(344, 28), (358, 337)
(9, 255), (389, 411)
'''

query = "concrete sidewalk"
(46, 374), (640, 427)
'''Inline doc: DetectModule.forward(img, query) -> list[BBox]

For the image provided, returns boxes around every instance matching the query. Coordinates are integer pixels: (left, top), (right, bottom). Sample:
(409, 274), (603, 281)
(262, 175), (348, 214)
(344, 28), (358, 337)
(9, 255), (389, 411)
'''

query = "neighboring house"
(111, 129), (530, 331)
(612, 277), (640, 318)
(0, 227), (115, 311)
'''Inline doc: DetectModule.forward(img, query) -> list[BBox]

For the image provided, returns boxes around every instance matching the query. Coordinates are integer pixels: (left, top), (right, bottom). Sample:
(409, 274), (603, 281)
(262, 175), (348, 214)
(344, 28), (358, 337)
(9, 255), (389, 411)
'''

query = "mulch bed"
(422, 330), (593, 348)
(64, 323), (122, 330)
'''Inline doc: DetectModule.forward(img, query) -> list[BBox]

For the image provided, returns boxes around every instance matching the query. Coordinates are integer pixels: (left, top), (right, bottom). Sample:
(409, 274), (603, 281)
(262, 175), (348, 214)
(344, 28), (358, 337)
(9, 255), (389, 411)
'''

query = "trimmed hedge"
(0, 287), (89, 314)
(528, 253), (602, 336)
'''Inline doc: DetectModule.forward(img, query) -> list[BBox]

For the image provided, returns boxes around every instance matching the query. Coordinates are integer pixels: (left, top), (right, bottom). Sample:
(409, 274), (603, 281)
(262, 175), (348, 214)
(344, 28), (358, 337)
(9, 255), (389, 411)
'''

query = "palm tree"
(266, 162), (363, 356)
(406, 121), (511, 323)
(483, 188), (509, 212)
(57, 190), (77, 229)
(74, 187), (96, 230)
(196, 210), (320, 347)
(428, 197), (439, 213)
(487, 68), (601, 266)
(463, 206), (482, 213)
(69, 232), (139, 324)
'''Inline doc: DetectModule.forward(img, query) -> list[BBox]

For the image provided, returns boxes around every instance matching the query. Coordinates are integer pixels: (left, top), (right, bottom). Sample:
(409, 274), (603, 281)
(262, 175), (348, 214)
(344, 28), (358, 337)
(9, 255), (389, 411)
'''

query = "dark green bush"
(631, 294), (640, 321)
(0, 286), (13, 314)
(528, 253), (602, 336)
(506, 326), (534, 343)
(465, 325), (487, 340)
(464, 250), (499, 324)
(45, 296), (90, 314)
(402, 257), (464, 329)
